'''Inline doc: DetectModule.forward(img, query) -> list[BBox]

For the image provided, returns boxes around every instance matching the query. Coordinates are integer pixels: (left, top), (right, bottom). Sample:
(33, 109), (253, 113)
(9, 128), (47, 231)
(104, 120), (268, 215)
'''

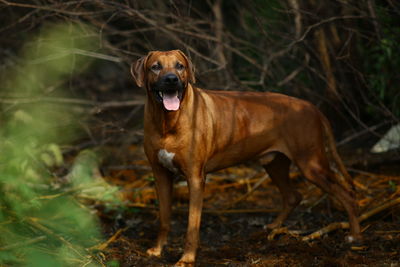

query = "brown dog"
(131, 50), (361, 266)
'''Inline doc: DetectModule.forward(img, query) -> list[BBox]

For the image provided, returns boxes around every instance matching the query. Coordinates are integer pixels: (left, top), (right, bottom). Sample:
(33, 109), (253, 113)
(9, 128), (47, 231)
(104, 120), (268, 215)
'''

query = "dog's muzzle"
(152, 73), (184, 111)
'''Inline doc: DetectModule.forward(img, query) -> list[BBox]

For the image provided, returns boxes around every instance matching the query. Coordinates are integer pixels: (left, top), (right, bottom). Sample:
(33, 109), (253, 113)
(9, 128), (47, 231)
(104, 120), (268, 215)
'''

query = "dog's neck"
(145, 84), (195, 136)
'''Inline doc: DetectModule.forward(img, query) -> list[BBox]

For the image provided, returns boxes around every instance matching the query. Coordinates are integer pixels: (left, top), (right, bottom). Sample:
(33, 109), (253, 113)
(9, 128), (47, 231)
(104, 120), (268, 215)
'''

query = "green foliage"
(107, 260), (120, 267)
(70, 149), (122, 205)
(0, 23), (103, 266)
(367, 38), (399, 99)
(361, 8), (400, 119)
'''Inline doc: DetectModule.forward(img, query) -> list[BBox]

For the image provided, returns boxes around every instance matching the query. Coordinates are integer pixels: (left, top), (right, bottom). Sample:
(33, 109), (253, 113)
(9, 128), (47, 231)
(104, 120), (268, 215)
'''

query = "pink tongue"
(162, 93), (180, 111)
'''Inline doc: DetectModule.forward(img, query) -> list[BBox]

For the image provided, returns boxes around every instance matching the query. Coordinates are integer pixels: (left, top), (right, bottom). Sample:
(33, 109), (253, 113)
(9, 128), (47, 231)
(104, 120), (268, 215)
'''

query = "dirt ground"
(98, 146), (400, 267)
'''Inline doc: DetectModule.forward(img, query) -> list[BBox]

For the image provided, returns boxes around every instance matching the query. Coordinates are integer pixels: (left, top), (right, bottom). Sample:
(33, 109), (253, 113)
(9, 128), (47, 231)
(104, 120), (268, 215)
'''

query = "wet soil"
(102, 210), (399, 266)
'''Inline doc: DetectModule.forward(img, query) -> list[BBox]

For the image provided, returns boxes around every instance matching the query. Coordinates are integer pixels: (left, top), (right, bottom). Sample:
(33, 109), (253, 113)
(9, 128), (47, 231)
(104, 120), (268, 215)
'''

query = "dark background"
(1, 0), (399, 157)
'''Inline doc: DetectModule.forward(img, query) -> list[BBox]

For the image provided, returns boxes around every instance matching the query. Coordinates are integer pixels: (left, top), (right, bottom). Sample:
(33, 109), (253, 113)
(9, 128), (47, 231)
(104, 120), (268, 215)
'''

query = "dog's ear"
(131, 52), (155, 87)
(176, 50), (196, 84)
(131, 56), (146, 88)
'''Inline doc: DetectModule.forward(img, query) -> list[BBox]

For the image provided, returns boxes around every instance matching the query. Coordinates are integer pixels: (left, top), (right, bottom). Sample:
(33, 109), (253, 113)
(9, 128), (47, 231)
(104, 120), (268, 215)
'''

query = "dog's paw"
(146, 247), (162, 257)
(174, 260), (194, 267)
(175, 253), (195, 267)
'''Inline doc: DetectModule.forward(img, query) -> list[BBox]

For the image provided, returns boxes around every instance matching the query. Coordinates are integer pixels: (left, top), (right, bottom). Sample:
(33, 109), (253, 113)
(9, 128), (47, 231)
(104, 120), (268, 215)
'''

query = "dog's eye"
(176, 63), (185, 71)
(151, 63), (162, 71)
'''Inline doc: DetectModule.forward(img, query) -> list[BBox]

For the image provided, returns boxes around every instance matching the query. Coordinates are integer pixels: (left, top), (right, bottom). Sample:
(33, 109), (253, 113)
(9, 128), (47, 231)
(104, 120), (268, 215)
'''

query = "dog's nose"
(164, 74), (179, 84)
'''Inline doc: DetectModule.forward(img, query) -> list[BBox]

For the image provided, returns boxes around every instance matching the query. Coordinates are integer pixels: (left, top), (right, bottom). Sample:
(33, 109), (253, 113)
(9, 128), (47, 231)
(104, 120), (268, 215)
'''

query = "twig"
(0, 9), (39, 32)
(90, 227), (128, 251)
(267, 227), (307, 241)
(288, 0), (302, 39)
(28, 49), (122, 64)
(302, 197), (400, 241)
(267, 197), (400, 241)
(0, 235), (46, 251)
(27, 217), (85, 258)
(227, 174), (270, 209)
(358, 197), (400, 222)
(277, 53), (309, 86)
(118, 4), (221, 66)
(337, 121), (390, 146)
(0, 97), (144, 109)
(265, 15), (368, 66)
(301, 222), (349, 241)
(0, 0), (108, 16)
(367, 0), (382, 40)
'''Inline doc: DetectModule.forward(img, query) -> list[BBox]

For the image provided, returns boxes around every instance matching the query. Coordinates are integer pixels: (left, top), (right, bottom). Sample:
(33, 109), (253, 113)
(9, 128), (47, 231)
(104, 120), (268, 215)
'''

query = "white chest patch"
(158, 149), (178, 173)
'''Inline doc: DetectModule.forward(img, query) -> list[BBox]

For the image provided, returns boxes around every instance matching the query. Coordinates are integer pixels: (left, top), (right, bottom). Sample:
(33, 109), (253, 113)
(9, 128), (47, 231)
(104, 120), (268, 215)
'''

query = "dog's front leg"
(176, 171), (205, 267)
(146, 165), (173, 257)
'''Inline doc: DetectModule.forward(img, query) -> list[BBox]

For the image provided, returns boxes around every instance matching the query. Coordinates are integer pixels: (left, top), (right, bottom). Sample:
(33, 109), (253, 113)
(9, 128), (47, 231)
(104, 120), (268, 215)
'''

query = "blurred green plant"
(0, 23), (113, 266)
(362, 11), (400, 119)
(70, 149), (121, 205)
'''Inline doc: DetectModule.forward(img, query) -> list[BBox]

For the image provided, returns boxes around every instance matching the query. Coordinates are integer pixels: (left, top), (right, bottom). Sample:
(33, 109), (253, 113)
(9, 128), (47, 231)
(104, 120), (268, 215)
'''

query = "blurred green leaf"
(0, 22), (103, 266)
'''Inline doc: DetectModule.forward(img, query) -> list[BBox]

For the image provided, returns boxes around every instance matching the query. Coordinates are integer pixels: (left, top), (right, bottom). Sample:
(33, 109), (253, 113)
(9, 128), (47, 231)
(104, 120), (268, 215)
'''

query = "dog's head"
(131, 50), (195, 111)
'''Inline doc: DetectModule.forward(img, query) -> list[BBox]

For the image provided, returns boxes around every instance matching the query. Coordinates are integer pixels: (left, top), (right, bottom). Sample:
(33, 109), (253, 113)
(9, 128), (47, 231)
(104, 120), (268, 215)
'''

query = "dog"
(131, 50), (361, 266)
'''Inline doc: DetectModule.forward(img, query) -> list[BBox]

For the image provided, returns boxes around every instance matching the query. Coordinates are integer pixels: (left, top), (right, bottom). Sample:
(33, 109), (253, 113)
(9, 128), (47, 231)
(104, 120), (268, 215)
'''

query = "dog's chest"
(157, 149), (178, 173)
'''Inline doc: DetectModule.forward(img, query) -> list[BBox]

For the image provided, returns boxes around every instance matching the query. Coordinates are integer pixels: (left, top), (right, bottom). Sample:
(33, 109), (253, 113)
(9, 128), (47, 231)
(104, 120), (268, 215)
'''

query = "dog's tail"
(320, 113), (355, 194)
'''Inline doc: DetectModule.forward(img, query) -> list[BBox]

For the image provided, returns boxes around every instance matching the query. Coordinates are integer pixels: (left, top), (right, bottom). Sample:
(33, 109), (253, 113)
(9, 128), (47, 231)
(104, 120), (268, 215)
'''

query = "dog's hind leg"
(262, 153), (302, 229)
(296, 153), (361, 241)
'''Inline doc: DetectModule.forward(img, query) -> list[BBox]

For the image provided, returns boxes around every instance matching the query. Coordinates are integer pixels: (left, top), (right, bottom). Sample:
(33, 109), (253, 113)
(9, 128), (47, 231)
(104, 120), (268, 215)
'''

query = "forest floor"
(97, 145), (400, 267)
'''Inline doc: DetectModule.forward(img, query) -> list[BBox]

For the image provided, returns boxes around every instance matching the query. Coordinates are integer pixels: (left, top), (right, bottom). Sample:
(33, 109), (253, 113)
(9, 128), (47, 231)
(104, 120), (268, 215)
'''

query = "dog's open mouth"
(157, 90), (180, 111)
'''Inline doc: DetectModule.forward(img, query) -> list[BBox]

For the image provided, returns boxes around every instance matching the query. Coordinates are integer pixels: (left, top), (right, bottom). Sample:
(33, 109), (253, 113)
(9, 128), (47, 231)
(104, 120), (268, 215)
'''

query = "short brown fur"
(131, 50), (361, 266)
